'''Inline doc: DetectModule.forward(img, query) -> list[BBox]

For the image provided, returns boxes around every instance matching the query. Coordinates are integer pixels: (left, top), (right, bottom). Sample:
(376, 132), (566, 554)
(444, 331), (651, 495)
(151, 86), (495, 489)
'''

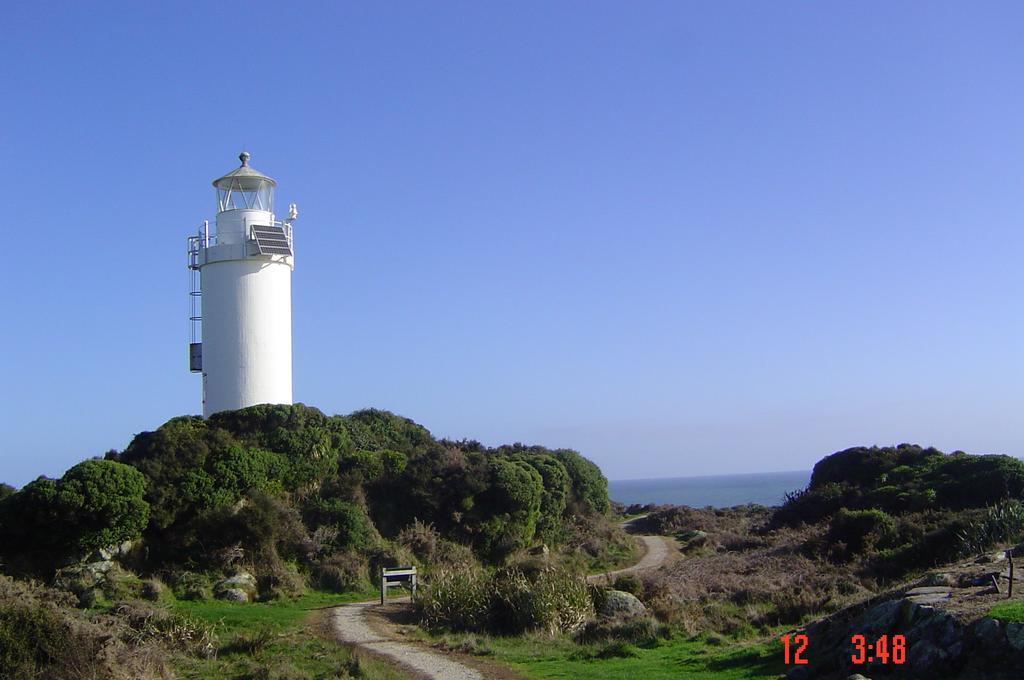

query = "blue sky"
(2, 2), (1022, 487)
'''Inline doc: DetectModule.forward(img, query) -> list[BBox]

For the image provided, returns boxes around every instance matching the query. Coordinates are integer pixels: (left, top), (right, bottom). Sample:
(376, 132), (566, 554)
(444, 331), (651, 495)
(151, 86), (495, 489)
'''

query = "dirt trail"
(588, 534), (671, 583)
(330, 602), (482, 680)
(328, 516), (674, 679)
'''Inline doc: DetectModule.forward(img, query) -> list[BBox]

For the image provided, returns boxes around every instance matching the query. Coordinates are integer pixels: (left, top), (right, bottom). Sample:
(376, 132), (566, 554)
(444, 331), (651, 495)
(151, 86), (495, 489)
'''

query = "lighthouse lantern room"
(187, 152), (297, 417)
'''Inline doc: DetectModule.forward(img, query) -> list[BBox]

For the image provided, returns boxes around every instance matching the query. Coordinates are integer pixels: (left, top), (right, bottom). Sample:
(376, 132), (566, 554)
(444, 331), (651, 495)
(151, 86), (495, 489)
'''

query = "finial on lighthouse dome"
(239, 150), (251, 166)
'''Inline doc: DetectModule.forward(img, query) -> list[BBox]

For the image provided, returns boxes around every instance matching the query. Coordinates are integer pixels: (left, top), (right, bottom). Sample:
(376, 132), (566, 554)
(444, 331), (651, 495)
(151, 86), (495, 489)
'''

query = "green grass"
(417, 629), (785, 679)
(167, 588), (406, 680)
(987, 600), (1024, 622)
(585, 535), (644, 574)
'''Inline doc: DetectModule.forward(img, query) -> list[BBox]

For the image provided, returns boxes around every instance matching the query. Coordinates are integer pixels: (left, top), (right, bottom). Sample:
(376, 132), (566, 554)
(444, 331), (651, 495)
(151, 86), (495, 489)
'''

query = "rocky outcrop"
(788, 598), (1024, 679)
(53, 559), (118, 607)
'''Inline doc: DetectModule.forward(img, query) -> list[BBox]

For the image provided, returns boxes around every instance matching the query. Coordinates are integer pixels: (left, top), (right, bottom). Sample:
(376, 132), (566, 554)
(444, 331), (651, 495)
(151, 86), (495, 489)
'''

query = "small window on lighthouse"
(217, 178), (274, 213)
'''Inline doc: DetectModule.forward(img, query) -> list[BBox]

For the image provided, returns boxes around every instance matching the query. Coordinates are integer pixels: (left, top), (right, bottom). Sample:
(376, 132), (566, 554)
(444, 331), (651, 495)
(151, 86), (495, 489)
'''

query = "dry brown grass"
(631, 511), (871, 636)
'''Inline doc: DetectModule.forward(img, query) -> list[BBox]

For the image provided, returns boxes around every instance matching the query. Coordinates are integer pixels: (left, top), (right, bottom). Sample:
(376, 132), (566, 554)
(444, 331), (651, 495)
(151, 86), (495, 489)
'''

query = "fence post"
(1008, 550), (1015, 600)
(380, 567), (386, 605)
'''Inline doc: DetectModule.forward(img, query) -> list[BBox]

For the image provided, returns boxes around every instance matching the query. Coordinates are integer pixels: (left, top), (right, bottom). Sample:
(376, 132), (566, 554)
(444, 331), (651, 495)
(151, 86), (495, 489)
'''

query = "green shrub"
(172, 571), (212, 601)
(312, 553), (369, 593)
(419, 566), (592, 635)
(613, 574), (642, 596)
(0, 601), (102, 677)
(256, 556), (306, 601)
(956, 500), (1024, 556)
(304, 497), (376, 551)
(0, 602), (66, 676)
(397, 518), (440, 562)
(826, 508), (898, 559)
(0, 460), (149, 571)
(554, 449), (610, 514)
(475, 458), (544, 562)
(418, 567), (489, 631)
(363, 542), (417, 584)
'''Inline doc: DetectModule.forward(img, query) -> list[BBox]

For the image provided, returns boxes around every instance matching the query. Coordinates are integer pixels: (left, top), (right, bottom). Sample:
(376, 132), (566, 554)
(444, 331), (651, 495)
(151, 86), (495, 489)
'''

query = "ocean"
(609, 470), (811, 508)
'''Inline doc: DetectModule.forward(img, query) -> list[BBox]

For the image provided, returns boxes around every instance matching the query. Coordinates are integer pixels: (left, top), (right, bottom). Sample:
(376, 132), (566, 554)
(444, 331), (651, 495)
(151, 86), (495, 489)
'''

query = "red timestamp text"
(780, 633), (809, 665)
(851, 633), (906, 664)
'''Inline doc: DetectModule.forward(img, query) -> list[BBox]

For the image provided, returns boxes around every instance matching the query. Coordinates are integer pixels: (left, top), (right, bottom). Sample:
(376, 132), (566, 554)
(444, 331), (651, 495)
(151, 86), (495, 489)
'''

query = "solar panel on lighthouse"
(251, 225), (293, 256)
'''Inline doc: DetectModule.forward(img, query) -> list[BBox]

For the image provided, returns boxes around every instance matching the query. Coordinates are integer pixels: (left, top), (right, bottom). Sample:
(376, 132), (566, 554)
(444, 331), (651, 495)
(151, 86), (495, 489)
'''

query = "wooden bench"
(380, 566), (418, 605)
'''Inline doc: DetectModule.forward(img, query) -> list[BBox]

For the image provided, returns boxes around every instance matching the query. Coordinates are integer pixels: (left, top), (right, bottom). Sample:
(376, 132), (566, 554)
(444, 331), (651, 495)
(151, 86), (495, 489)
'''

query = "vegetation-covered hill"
(1, 404), (620, 579)
(0, 404), (630, 678)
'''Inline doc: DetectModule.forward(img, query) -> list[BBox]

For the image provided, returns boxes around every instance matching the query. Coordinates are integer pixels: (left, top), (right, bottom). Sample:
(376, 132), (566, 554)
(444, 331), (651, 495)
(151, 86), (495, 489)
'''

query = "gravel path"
(331, 602), (482, 680)
(329, 517), (673, 679)
(588, 534), (670, 583)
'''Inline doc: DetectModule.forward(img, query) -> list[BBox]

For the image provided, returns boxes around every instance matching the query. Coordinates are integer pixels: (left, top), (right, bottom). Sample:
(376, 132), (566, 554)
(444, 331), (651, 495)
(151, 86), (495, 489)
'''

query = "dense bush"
(303, 497), (377, 551)
(0, 601), (85, 677)
(776, 444), (1024, 529)
(397, 518), (441, 562)
(0, 460), (149, 572)
(418, 567), (490, 631)
(956, 499), (1024, 556)
(419, 567), (593, 635)
(3, 403), (613, 583)
(554, 449), (610, 514)
(826, 508), (898, 559)
(311, 553), (369, 593)
(474, 458), (543, 561)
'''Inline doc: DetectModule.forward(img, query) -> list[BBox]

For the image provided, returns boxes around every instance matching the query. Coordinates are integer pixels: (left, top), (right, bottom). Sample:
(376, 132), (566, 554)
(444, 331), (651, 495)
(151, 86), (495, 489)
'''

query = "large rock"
(920, 572), (958, 587)
(973, 617), (1003, 646)
(214, 572), (257, 601)
(220, 588), (249, 603)
(86, 540), (135, 564)
(1005, 621), (1024, 652)
(599, 589), (646, 618)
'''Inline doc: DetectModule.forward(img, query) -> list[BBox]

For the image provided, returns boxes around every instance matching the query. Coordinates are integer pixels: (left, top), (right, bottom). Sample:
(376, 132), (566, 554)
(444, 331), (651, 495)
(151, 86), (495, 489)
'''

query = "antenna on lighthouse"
(185, 152), (296, 417)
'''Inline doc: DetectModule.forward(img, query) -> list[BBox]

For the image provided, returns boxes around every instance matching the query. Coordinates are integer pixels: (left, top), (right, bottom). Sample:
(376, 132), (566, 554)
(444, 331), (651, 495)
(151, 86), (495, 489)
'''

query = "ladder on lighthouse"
(186, 222), (207, 373)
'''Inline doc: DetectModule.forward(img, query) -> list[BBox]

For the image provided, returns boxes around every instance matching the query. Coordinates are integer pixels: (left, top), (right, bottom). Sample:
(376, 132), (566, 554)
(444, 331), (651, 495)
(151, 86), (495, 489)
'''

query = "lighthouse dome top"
(213, 152), (276, 212)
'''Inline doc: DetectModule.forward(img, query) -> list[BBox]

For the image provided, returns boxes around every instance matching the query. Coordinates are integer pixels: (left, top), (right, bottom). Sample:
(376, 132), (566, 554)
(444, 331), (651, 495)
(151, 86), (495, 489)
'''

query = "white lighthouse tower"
(187, 152), (297, 417)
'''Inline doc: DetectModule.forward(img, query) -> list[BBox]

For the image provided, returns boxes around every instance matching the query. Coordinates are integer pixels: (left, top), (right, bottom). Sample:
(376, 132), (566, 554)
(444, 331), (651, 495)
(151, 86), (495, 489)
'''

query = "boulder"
(854, 598), (905, 636)
(599, 590), (646, 619)
(221, 572), (257, 590)
(1005, 621), (1024, 652)
(920, 572), (958, 587)
(214, 571), (257, 601)
(219, 588), (249, 603)
(972, 617), (1003, 647)
(907, 640), (950, 674)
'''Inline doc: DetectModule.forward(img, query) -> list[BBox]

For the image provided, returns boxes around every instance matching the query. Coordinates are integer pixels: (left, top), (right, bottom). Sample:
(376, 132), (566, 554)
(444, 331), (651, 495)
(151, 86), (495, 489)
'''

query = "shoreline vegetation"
(3, 407), (1024, 678)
